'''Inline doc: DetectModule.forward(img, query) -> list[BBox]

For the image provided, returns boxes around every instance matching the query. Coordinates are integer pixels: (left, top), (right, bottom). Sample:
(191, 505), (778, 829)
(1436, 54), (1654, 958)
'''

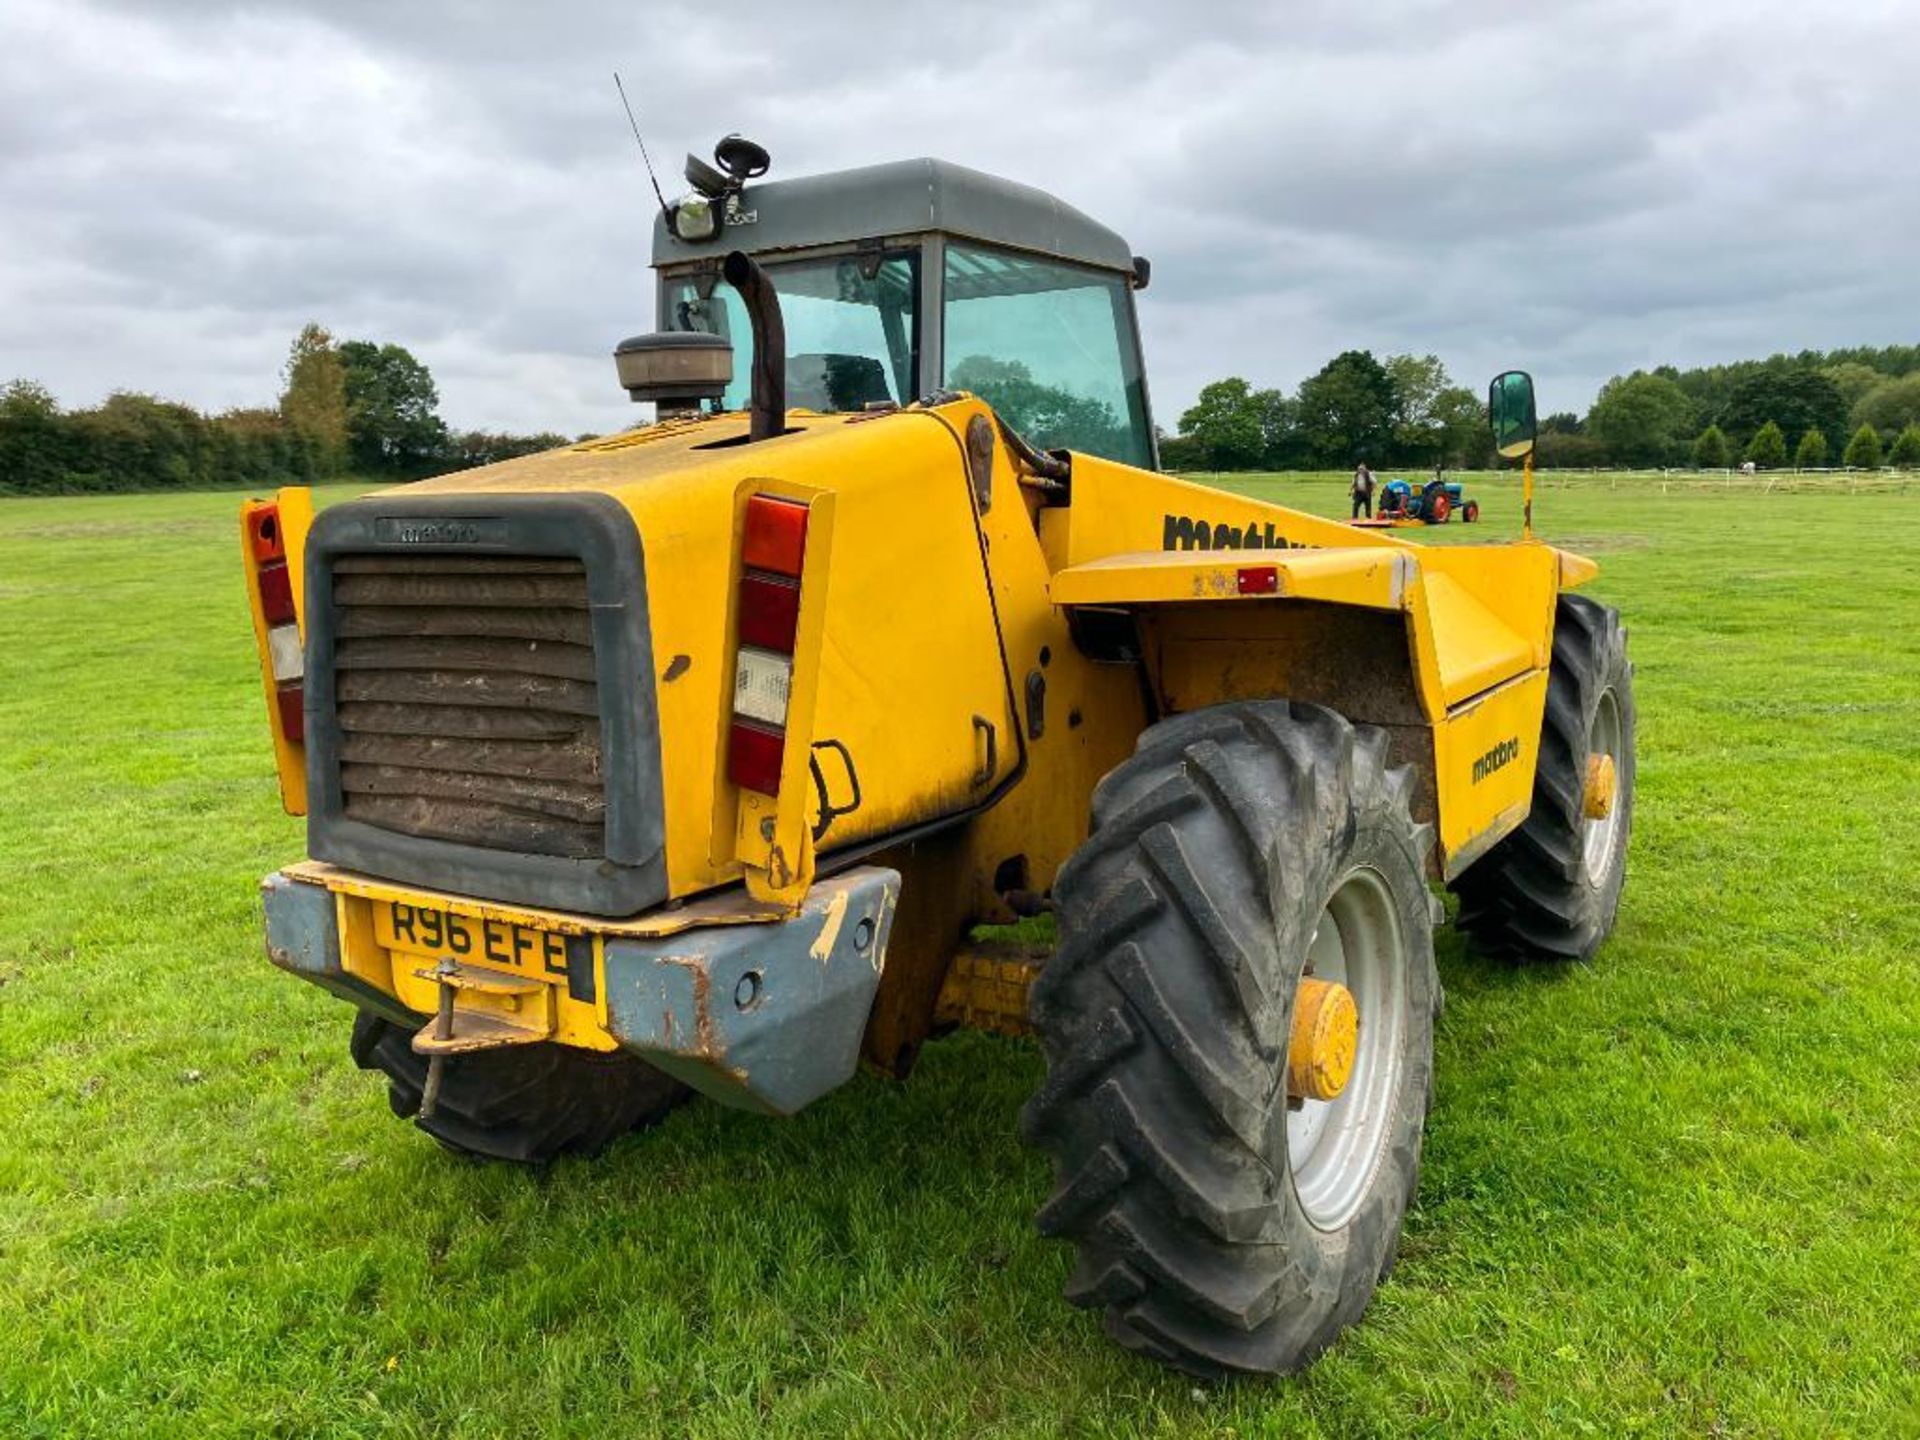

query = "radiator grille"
(330, 555), (605, 859)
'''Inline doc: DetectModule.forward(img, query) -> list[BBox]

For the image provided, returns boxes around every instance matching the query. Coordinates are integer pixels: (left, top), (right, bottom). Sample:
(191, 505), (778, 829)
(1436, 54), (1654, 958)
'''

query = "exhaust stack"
(722, 250), (786, 442)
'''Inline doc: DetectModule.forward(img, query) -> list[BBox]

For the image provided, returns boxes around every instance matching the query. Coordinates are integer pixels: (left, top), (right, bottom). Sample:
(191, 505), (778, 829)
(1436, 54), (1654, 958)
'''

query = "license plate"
(373, 900), (586, 982)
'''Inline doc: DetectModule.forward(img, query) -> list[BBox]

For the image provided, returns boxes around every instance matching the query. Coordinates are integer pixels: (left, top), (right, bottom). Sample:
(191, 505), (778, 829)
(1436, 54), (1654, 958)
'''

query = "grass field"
(3, 471), (1918, 1437)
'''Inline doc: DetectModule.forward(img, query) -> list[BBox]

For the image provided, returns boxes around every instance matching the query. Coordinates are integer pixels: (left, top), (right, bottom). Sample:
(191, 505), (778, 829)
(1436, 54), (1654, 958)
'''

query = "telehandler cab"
(242, 138), (1635, 1378)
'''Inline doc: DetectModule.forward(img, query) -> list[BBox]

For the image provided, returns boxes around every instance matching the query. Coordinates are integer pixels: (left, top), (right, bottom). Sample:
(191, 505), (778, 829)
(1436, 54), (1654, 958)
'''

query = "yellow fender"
(1049, 537), (1588, 880)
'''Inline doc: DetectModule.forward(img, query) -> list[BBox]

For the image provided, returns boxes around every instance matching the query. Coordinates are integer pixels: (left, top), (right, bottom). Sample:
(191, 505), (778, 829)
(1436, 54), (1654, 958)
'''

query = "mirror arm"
(1522, 448), (1534, 541)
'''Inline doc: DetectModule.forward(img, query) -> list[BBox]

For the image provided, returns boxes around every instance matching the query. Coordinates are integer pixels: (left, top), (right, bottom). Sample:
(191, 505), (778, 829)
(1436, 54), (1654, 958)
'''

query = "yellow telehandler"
(241, 137), (1634, 1378)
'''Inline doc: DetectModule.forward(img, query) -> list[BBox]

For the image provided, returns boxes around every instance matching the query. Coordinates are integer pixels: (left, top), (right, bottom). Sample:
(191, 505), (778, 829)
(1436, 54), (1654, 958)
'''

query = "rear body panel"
(304, 407), (1021, 913)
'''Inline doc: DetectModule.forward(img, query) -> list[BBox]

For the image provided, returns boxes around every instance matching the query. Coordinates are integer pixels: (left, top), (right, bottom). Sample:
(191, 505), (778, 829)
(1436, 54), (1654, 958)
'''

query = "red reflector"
(274, 684), (305, 743)
(1236, 565), (1279, 595)
(258, 561), (296, 625)
(249, 505), (285, 563)
(738, 573), (802, 652)
(728, 720), (785, 795)
(742, 495), (809, 577)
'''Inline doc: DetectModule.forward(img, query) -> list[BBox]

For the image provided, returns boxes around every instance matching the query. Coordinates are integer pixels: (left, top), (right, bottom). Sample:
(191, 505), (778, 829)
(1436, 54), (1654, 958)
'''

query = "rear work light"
(247, 500), (305, 743)
(728, 495), (810, 795)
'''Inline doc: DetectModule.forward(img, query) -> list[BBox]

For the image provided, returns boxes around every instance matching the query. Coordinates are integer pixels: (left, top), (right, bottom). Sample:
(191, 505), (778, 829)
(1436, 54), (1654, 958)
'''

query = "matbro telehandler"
(241, 138), (1635, 1378)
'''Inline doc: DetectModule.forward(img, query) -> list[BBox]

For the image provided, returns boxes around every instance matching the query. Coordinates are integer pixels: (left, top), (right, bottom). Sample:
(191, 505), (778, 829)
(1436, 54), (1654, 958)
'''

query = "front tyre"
(1451, 593), (1635, 961)
(1023, 701), (1438, 1378)
(350, 1013), (691, 1165)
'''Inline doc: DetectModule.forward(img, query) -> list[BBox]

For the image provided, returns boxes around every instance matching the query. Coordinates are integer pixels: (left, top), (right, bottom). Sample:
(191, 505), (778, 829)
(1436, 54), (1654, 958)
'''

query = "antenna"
(612, 71), (670, 216)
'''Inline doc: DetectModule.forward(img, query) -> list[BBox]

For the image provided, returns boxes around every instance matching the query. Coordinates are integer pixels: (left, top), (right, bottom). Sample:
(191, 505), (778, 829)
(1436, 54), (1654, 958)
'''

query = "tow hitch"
(412, 957), (550, 1118)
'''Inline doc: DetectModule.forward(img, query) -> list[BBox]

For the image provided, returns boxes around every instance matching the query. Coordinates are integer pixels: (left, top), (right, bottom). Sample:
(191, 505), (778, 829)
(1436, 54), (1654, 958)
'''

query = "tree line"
(0, 325), (572, 496)
(1549, 345), (1920, 470)
(1163, 351), (1492, 472)
(1165, 342), (1920, 472)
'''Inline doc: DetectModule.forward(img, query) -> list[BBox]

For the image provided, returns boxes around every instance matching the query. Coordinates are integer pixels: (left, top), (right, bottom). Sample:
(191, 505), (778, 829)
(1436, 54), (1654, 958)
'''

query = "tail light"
(246, 501), (305, 742)
(728, 494), (809, 795)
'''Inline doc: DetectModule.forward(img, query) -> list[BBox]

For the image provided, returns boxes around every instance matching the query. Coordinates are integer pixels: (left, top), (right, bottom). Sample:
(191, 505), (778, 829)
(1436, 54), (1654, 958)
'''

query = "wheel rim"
(1287, 866), (1407, 1231)
(1583, 689), (1624, 881)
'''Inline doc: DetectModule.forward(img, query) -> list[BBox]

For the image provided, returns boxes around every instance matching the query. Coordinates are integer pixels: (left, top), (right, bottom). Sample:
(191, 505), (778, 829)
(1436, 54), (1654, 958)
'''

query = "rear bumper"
(263, 864), (900, 1115)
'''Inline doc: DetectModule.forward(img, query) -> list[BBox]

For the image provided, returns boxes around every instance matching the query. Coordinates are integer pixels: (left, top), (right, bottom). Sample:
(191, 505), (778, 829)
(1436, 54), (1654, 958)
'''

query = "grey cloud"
(3, 0), (1917, 439)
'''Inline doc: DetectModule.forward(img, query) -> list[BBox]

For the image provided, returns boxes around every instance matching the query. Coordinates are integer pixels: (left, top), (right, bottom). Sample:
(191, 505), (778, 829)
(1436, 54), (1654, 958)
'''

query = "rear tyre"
(1023, 701), (1438, 1378)
(350, 1012), (692, 1164)
(1428, 491), (1452, 523)
(1451, 593), (1635, 961)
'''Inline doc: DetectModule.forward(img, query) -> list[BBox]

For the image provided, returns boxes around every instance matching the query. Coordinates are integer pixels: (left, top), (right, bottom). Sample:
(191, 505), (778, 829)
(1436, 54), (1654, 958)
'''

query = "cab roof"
(650, 156), (1136, 274)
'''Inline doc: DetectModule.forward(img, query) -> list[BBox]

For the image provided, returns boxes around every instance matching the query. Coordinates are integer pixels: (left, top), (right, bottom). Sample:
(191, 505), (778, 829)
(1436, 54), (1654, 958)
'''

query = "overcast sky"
(4, 0), (1918, 437)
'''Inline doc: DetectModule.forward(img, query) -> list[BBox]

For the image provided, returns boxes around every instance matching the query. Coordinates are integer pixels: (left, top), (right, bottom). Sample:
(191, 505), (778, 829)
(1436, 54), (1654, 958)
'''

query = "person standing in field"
(1351, 462), (1375, 519)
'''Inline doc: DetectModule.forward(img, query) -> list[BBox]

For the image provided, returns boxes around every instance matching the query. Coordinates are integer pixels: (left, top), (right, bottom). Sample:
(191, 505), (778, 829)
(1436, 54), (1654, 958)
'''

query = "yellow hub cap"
(1583, 753), (1617, 820)
(1288, 976), (1359, 1102)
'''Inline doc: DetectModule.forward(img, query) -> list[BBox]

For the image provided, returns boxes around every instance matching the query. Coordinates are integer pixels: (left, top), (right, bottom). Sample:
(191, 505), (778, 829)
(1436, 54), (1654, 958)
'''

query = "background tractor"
(1370, 474), (1481, 525)
(241, 136), (1635, 1380)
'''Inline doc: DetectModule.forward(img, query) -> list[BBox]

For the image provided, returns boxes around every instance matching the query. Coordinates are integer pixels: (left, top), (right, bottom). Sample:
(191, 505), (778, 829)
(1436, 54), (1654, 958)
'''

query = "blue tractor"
(1377, 475), (1479, 525)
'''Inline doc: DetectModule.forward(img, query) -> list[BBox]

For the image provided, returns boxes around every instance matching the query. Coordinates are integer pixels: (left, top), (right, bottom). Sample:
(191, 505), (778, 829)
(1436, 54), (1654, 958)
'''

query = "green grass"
(2, 473), (1917, 1437)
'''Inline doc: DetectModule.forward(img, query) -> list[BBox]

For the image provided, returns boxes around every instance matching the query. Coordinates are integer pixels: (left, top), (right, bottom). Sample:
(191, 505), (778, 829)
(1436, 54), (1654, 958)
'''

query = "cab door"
(939, 241), (1156, 469)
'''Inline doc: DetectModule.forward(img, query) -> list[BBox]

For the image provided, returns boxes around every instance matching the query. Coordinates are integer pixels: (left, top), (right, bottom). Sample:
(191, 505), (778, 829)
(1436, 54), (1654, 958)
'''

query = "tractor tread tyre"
(1022, 700), (1438, 1379)
(350, 1012), (691, 1165)
(1451, 593), (1635, 961)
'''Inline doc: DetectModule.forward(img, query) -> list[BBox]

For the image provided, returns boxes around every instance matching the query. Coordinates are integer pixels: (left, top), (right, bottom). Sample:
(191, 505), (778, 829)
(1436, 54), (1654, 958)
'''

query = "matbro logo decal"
(1472, 737), (1521, 784)
(1163, 514), (1304, 551)
(372, 517), (508, 546)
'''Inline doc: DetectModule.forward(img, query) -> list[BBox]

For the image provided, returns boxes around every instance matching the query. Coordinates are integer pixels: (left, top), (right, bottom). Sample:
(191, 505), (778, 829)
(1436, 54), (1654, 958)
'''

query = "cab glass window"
(661, 252), (919, 414)
(942, 243), (1151, 467)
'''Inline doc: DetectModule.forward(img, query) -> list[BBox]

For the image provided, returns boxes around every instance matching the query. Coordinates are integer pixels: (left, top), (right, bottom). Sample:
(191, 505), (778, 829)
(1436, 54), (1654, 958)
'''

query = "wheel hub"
(1288, 867), (1407, 1231)
(1582, 690), (1625, 880)
(1583, 752), (1617, 820)
(1287, 977), (1358, 1101)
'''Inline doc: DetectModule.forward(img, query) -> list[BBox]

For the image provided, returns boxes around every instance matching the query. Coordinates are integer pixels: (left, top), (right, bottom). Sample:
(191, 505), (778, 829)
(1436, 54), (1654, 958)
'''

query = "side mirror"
(1488, 370), (1538, 459)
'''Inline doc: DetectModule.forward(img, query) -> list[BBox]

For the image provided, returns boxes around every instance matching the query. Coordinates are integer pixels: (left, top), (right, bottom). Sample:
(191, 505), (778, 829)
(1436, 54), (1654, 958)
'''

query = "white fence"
(1440, 467), (1919, 496)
